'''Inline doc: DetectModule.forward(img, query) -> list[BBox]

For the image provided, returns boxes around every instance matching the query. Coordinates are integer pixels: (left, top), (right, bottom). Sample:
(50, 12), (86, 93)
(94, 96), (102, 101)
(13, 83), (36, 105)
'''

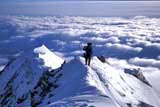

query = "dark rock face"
(138, 101), (154, 107)
(97, 56), (106, 63)
(124, 68), (152, 87)
(0, 64), (63, 107)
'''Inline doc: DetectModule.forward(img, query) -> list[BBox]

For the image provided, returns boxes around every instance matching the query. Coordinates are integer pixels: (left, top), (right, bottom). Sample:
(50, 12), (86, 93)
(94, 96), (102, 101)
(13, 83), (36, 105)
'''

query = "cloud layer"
(0, 16), (160, 95)
(0, 16), (160, 59)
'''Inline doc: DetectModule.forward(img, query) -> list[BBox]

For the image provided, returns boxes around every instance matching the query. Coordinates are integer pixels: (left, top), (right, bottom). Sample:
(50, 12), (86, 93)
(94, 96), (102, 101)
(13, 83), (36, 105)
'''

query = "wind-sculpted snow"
(34, 44), (64, 69)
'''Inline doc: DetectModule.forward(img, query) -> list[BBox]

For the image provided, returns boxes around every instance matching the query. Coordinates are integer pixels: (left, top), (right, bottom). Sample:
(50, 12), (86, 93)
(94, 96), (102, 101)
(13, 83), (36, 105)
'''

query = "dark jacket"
(83, 45), (92, 57)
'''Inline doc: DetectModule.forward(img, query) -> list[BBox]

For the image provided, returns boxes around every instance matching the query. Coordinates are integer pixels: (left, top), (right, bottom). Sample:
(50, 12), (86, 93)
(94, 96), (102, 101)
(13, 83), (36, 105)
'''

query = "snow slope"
(0, 45), (64, 107)
(34, 44), (64, 70)
(45, 57), (160, 107)
(47, 95), (117, 107)
(0, 45), (160, 107)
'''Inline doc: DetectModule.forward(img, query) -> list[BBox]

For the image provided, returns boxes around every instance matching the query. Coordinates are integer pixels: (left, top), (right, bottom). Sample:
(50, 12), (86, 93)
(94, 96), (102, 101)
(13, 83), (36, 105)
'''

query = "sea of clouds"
(0, 16), (160, 93)
(0, 16), (159, 58)
(0, 16), (160, 68)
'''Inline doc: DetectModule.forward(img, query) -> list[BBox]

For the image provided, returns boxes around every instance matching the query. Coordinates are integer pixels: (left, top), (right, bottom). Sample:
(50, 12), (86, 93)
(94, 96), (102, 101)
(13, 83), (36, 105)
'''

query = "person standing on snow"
(83, 43), (93, 66)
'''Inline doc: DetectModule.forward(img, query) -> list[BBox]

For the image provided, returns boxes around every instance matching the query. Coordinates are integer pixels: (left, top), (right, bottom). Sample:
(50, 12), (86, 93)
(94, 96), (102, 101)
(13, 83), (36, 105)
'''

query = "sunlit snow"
(0, 16), (160, 107)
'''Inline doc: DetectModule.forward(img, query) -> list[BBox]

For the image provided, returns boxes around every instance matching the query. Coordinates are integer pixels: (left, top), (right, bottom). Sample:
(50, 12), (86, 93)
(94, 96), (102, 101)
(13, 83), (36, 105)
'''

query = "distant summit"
(33, 44), (64, 69)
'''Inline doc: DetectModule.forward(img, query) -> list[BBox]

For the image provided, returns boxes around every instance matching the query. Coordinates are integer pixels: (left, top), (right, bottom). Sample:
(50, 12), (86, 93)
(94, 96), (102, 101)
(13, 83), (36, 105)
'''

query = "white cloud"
(105, 43), (142, 53)
(0, 16), (159, 60)
(145, 43), (160, 50)
(129, 57), (160, 68)
(105, 37), (120, 43)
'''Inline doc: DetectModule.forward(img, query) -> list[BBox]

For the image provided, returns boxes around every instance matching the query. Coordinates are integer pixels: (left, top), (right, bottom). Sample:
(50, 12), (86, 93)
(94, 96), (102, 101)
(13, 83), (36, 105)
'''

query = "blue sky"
(0, 0), (160, 17)
(1, 0), (159, 2)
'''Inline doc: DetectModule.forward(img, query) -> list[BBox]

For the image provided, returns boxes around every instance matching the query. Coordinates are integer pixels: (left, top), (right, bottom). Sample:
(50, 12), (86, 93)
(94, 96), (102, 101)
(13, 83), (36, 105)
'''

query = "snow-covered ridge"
(0, 45), (160, 107)
(47, 57), (160, 107)
(0, 45), (64, 107)
(0, 44), (64, 92)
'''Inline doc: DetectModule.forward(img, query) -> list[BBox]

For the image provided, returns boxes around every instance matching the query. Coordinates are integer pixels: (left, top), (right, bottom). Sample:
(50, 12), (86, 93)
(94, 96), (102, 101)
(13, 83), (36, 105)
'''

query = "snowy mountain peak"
(34, 44), (50, 54)
(0, 47), (160, 107)
(0, 45), (64, 107)
(33, 44), (64, 70)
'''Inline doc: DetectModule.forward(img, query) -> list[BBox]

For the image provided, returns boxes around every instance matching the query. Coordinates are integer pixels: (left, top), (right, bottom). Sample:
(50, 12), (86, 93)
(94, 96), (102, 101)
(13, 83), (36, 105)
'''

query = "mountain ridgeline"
(0, 45), (159, 107)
